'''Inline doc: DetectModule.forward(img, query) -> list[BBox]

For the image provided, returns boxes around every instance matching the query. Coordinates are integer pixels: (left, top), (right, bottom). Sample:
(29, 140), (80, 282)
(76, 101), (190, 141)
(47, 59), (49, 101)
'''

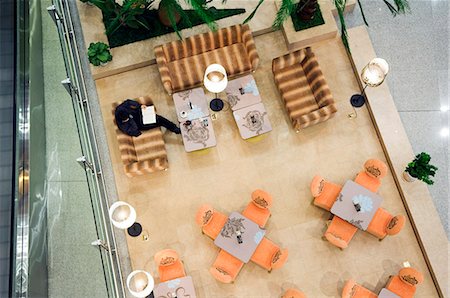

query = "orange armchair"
(354, 159), (388, 192)
(250, 237), (288, 272)
(341, 280), (377, 298)
(154, 249), (186, 282)
(310, 175), (342, 211)
(242, 189), (273, 228)
(385, 267), (424, 298)
(367, 208), (406, 240)
(323, 216), (358, 250)
(195, 204), (228, 240)
(210, 250), (244, 283)
(282, 288), (307, 298)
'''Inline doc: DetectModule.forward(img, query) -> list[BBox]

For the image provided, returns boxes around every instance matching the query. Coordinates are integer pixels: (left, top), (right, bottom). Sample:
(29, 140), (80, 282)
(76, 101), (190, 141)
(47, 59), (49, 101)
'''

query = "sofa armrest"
(272, 48), (307, 72)
(154, 45), (174, 95)
(241, 24), (259, 71)
(294, 104), (337, 130)
(124, 157), (168, 177)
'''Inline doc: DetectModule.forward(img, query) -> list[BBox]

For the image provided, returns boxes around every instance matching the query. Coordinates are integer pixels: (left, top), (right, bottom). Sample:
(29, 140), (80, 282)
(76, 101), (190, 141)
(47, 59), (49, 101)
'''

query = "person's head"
(117, 110), (129, 122)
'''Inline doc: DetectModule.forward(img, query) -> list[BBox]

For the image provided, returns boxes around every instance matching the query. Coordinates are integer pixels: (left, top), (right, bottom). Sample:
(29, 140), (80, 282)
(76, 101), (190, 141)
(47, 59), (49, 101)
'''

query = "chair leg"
(321, 235), (327, 241)
(268, 269), (272, 273)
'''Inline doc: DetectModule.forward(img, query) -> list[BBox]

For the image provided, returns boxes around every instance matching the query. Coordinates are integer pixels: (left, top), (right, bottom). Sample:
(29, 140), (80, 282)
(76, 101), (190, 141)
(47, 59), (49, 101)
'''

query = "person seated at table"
(115, 99), (181, 137)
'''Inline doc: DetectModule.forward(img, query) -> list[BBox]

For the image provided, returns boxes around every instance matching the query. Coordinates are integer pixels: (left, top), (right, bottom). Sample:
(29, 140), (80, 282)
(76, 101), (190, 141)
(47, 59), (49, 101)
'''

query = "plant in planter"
(106, 0), (155, 35)
(239, 0), (410, 50)
(88, 42), (113, 66)
(404, 152), (438, 185)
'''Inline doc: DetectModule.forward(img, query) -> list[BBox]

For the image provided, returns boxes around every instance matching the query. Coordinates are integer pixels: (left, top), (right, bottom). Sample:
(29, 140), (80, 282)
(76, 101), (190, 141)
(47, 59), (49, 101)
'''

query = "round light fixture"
(126, 270), (154, 298)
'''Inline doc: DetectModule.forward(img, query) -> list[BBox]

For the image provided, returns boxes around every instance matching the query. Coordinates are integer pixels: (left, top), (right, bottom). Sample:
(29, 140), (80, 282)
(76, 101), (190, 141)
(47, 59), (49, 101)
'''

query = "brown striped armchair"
(112, 96), (168, 177)
(272, 47), (337, 131)
(154, 24), (259, 95)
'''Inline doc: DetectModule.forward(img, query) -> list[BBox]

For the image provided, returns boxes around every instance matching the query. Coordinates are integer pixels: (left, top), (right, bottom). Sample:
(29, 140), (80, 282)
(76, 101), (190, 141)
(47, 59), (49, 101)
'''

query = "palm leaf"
(334, 0), (349, 51)
(272, 0), (295, 29)
(382, 0), (399, 16)
(184, 0), (218, 31)
(356, 0), (369, 26)
(393, 0), (410, 14)
(243, 0), (265, 24)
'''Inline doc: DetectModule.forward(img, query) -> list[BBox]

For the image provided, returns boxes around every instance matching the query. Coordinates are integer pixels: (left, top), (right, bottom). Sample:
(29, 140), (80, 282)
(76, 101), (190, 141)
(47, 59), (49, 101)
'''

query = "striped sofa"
(272, 47), (337, 131)
(112, 96), (168, 177)
(154, 24), (259, 95)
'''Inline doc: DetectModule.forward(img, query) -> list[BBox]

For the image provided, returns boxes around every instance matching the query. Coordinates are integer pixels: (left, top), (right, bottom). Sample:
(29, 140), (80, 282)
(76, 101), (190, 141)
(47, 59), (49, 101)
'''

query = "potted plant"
(403, 152), (438, 185)
(87, 42), (113, 66)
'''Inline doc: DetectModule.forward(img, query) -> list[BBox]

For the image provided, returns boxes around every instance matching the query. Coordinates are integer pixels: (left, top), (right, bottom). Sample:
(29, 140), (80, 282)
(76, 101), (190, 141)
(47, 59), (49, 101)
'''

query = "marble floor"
(95, 31), (440, 297)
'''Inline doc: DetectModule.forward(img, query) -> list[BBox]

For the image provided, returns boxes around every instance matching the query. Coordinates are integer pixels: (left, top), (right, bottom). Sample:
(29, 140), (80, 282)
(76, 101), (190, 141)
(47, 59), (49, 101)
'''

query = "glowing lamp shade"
(361, 58), (389, 87)
(203, 64), (228, 93)
(109, 201), (137, 230)
(126, 270), (154, 298)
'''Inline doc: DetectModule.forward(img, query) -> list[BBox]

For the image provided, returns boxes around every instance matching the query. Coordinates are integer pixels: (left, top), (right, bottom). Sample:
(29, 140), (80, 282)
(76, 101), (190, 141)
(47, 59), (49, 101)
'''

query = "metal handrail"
(47, 1), (125, 297)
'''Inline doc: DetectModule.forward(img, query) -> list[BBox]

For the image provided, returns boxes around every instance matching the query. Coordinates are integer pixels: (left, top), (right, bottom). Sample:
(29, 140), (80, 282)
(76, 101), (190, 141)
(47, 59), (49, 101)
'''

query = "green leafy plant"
(105, 0), (155, 36)
(405, 152), (438, 185)
(239, 0), (410, 50)
(87, 42), (113, 66)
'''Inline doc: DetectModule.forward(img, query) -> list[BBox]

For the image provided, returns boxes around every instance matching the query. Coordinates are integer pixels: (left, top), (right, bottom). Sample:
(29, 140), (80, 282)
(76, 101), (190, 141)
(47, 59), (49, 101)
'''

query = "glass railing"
(12, 0), (125, 297)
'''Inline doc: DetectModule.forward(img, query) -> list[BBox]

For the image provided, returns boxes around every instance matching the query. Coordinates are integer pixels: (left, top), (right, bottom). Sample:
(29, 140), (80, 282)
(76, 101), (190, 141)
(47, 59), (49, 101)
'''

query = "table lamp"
(126, 270), (154, 298)
(349, 58), (389, 118)
(204, 64), (228, 112)
(109, 201), (142, 237)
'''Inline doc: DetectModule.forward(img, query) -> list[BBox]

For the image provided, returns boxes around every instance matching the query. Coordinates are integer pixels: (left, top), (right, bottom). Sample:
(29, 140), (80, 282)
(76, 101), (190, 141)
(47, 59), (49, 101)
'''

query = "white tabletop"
(180, 116), (216, 152)
(173, 88), (209, 122)
(330, 180), (383, 230)
(233, 102), (272, 139)
(225, 74), (262, 111)
(214, 212), (265, 263)
(153, 276), (196, 298)
(378, 288), (400, 298)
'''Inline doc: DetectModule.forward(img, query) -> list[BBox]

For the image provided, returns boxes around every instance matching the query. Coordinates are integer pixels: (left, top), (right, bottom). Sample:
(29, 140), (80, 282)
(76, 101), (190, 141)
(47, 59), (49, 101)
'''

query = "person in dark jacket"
(115, 99), (181, 137)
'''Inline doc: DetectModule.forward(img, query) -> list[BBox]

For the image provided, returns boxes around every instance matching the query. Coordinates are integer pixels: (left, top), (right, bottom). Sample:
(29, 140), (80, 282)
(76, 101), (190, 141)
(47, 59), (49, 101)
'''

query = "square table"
(232, 102), (272, 140)
(173, 87), (209, 122)
(378, 288), (400, 298)
(180, 116), (216, 152)
(330, 180), (383, 230)
(225, 74), (262, 111)
(214, 212), (266, 263)
(153, 276), (197, 298)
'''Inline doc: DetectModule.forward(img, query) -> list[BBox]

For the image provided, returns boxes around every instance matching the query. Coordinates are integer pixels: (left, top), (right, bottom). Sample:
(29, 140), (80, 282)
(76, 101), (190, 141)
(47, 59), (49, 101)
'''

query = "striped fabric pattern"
(112, 96), (168, 177)
(272, 47), (337, 130)
(155, 24), (259, 94)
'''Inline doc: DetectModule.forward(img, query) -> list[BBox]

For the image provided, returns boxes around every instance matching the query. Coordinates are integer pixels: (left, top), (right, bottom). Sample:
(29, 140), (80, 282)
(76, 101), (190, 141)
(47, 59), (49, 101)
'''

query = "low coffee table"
(330, 180), (383, 230)
(173, 87), (209, 122)
(225, 74), (262, 111)
(153, 276), (197, 298)
(214, 212), (265, 263)
(180, 116), (216, 152)
(233, 102), (272, 139)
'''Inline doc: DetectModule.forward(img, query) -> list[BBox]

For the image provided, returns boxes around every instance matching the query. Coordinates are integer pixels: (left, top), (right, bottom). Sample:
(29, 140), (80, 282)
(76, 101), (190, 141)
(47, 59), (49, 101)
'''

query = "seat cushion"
(250, 238), (279, 270)
(314, 181), (342, 211)
(203, 211), (228, 240)
(167, 43), (252, 92)
(274, 63), (319, 119)
(367, 208), (393, 239)
(354, 172), (381, 193)
(133, 128), (167, 162)
(242, 202), (271, 228)
(386, 276), (416, 298)
(158, 261), (186, 282)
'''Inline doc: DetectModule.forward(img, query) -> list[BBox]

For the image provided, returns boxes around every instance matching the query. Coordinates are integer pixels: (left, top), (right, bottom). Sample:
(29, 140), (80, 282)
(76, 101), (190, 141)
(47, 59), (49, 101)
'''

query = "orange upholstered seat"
(154, 249), (186, 282)
(310, 175), (342, 211)
(341, 280), (377, 298)
(242, 189), (273, 228)
(195, 204), (228, 240)
(210, 250), (244, 283)
(367, 208), (406, 239)
(324, 216), (358, 249)
(354, 159), (388, 192)
(385, 267), (424, 298)
(250, 237), (288, 272)
(282, 288), (307, 298)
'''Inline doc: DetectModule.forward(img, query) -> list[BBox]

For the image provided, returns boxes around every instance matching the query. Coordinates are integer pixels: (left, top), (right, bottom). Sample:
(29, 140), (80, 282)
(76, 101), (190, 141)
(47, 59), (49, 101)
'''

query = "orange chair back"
(310, 176), (342, 211)
(251, 189), (273, 209)
(195, 204), (214, 227)
(310, 175), (325, 197)
(386, 267), (423, 298)
(271, 248), (289, 270)
(154, 249), (179, 266)
(154, 249), (186, 282)
(342, 280), (378, 298)
(399, 267), (424, 286)
(364, 159), (387, 179)
(242, 201), (271, 228)
(210, 250), (243, 283)
(324, 216), (358, 249)
(282, 288), (306, 298)
(386, 215), (406, 236)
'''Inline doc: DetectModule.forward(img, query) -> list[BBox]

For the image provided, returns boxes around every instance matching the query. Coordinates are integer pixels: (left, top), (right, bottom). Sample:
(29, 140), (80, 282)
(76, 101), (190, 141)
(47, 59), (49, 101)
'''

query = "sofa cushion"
(167, 43), (252, 93)
(133, 128), (167, 162)
(275, 63), (319, 118)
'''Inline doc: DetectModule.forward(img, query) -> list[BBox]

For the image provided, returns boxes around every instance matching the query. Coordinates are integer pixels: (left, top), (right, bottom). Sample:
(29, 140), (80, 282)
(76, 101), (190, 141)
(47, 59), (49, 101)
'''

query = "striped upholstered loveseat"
(272, 47), (337, 131)
(154, 24), (259, 95)
(112, 96), (168, 177)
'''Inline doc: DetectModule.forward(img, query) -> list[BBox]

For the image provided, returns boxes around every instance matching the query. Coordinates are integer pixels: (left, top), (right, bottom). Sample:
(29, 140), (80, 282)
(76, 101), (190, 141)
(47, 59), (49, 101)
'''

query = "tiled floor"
(95, 31), (440, 297)
(345, 0), (449, 238)
(0, 0), (14, 296)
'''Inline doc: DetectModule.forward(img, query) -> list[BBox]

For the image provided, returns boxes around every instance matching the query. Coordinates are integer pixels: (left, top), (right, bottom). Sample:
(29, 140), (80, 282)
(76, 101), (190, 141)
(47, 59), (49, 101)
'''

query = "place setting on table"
(152, 276), (196, 298)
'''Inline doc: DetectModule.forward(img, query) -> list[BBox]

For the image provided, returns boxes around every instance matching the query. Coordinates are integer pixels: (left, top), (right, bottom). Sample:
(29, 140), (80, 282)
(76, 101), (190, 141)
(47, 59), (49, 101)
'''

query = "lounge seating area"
(91, 15), (444, 298)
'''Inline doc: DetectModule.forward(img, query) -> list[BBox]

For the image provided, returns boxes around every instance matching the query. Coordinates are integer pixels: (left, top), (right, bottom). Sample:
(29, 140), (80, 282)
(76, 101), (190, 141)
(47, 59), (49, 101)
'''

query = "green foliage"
(406, 152), (438, 185)
(87, 42), (113, 66)
(243, 0), (264, 24)
(105, 0), (155, 36)
(185, 0), (218, 31)
(81, 0), (116, 11)
(159, 0), (192, 39)
(272, 0), (296, 29)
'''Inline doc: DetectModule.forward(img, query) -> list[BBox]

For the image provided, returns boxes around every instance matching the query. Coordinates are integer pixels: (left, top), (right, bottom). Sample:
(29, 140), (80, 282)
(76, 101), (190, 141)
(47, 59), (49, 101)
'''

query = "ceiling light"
(440, 127), (449, 137)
